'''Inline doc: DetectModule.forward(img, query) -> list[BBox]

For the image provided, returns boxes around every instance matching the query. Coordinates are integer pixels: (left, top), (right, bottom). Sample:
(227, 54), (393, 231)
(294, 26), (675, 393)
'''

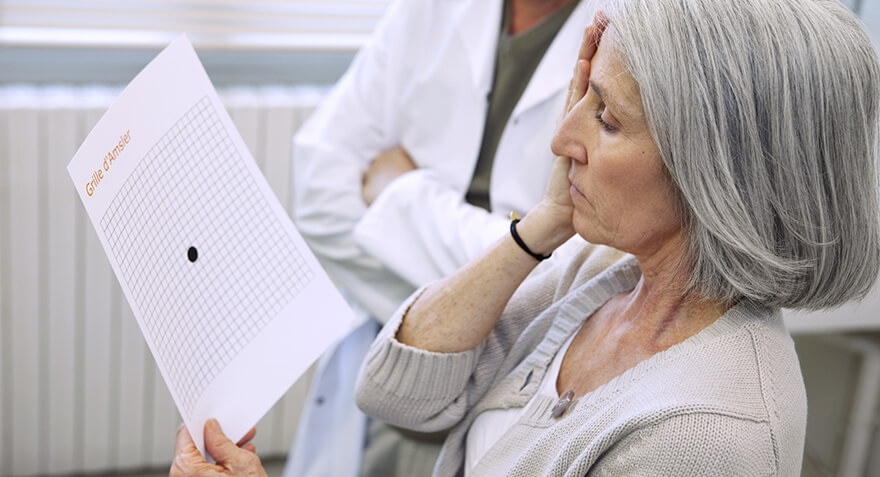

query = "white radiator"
(0, 85), (326, 476)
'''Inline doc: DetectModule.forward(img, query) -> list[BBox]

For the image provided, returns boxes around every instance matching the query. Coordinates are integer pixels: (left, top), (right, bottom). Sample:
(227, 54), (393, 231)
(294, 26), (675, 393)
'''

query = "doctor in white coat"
(285, 0), (596, 475)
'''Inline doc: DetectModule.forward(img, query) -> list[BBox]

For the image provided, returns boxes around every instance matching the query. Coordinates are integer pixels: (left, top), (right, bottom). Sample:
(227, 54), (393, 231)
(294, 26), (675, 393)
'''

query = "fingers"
(565, 25), (592, 113)
(390, 146), (414, 167)
(547, 156), (574, 207)
(577, 25), (598, 66)
(204, 419), (267, 477)
(594, 10), (610, 36)
(171, 423), (221, 477)
(362, 145), (417, 205)
(577, 10), (609, 72)
(567, 60), (589, 113)
(204, 419), (243, 463)
(375, 146), (416, 170)
(236, 427), (257, 448)
(577, 12), (608, 71)
(565, 13), (607, 114)
(173, 422), (201, 458)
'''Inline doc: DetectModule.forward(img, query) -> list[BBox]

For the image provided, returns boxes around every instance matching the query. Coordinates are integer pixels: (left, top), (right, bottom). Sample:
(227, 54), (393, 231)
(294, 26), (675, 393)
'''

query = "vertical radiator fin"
(0, 86), (324, 476)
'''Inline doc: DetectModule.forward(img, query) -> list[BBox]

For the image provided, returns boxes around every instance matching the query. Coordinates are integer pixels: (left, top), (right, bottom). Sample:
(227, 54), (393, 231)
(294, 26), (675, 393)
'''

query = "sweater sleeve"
(587, 413), (779, 476)
(354, 243), (629, 435)
(354, 252), (565, 433)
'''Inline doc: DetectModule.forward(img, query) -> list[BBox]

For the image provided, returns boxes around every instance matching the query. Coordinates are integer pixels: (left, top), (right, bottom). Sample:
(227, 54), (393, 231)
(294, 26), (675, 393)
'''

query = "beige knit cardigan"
(355, 244), (807, 476)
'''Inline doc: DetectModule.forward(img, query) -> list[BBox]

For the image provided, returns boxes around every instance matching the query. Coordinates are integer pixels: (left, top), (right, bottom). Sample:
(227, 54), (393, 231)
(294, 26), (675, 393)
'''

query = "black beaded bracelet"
(509, 212), (551, 261)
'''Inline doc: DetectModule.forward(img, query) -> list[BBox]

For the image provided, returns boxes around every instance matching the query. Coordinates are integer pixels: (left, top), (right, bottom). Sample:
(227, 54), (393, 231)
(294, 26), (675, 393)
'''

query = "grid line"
(99, 97), (314, 417)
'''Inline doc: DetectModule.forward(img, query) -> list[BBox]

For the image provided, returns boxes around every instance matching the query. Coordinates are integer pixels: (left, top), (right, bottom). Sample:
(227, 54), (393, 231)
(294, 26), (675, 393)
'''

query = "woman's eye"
(594, 107), (617, 133)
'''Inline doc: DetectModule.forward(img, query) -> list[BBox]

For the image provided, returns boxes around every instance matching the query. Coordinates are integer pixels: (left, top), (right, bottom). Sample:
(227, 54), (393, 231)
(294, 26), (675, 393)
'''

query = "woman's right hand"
(170, 420), (265, 477)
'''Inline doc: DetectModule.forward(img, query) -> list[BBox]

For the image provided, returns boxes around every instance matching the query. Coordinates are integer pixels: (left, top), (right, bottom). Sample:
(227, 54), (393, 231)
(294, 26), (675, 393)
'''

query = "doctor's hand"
(170, 420), (265, 477)
(362, 146), (417, 206)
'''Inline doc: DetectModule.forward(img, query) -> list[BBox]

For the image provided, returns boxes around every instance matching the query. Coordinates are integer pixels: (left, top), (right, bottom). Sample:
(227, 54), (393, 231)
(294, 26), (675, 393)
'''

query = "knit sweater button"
(551, 390), (574, 418)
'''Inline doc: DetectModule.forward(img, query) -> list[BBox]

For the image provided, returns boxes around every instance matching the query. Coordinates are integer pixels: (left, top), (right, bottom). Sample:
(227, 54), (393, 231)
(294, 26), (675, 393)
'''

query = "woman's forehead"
(590, 40), (642, 119)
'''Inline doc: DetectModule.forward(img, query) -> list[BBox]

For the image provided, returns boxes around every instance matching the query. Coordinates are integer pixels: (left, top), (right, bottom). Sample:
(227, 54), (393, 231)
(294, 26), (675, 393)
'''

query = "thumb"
(546, 156), (574, 207)
(204, 419), (241, 463)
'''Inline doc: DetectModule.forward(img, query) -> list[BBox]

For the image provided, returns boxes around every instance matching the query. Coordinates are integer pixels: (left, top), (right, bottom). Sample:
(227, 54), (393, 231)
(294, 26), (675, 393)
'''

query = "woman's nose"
(550, 109), (588, 164)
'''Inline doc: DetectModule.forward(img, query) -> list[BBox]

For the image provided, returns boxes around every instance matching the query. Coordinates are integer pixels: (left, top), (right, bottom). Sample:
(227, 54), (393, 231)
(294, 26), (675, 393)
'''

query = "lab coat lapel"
(511, 0), (595, 120)
(454, 0), (505, 91)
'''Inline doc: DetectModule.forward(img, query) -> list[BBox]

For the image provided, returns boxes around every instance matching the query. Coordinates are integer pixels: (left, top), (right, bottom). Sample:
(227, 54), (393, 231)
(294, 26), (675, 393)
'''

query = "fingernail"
(206, 418), (219, 429)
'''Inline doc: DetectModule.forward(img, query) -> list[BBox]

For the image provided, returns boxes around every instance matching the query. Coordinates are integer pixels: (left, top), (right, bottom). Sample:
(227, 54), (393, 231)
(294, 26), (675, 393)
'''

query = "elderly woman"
(352, 0), (880, 476)
(171, 0), (880, 475)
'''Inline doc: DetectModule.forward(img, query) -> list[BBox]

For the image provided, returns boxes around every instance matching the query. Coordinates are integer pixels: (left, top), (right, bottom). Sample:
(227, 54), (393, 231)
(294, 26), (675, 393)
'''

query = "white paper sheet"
(66, 35), (356, 457)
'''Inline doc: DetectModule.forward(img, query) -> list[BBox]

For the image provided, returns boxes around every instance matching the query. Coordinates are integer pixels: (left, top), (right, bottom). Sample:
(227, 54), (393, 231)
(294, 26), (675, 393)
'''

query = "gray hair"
(603, 0), (880, 309)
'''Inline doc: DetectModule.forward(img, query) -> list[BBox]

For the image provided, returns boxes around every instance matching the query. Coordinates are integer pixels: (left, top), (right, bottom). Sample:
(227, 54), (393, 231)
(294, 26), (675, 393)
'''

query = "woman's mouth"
(568, 176), (586, 201)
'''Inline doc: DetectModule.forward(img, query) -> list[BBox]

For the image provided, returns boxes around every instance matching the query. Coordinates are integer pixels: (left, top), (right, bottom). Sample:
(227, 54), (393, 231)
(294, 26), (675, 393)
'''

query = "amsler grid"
(100, 96), (314, 417)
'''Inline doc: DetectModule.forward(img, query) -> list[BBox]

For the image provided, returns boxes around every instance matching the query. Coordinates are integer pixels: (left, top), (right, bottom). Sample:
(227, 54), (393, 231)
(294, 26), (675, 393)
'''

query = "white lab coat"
(285, 0), (596, 475)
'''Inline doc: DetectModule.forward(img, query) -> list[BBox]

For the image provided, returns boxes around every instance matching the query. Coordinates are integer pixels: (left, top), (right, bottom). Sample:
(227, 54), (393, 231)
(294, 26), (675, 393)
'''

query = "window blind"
(0, 0), (392, 51)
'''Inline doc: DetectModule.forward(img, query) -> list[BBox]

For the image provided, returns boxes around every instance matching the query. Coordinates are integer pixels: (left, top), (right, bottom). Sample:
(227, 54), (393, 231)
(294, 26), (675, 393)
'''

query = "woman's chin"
(572, 214), (605, 245)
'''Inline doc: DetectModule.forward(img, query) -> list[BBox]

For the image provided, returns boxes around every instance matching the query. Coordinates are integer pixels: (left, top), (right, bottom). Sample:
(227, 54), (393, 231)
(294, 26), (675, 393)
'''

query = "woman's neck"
(614, 277), (727, 351)
(509, 0), (576, 35)
(620, 239), (729, 350)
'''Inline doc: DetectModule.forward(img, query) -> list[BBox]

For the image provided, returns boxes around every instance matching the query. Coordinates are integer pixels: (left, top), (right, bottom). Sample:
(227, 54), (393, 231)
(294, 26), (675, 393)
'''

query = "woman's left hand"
(362, 146), (417, 205)
(169, 420), (265, 477)
(522, 16), (607, 253)
(562, 12), (607, 119)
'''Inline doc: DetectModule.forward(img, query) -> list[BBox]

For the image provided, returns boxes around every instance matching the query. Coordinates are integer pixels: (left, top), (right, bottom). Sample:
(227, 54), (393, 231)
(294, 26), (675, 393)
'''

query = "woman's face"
(551, 40), (683, 259)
